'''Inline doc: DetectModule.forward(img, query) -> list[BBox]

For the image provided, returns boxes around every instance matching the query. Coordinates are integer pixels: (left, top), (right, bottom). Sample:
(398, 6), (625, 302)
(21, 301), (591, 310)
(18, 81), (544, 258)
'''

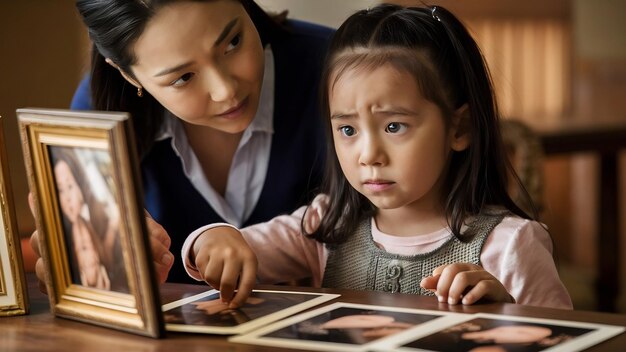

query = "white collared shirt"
(155, 48), (275, 227)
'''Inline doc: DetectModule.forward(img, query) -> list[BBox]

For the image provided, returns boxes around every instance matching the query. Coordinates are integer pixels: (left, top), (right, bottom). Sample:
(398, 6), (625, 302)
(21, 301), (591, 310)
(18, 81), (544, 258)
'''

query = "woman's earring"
(137, 87), (143, 97)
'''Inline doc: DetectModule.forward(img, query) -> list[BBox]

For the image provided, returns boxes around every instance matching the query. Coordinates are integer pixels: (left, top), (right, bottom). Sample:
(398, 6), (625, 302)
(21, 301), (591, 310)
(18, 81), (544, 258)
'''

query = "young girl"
(182, 4), (572, 310)
(31, 0), (334, 286)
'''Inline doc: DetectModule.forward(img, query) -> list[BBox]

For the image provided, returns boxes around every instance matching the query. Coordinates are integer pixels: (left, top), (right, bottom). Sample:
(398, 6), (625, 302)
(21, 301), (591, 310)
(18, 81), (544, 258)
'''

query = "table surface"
(2, 275), (626, 351)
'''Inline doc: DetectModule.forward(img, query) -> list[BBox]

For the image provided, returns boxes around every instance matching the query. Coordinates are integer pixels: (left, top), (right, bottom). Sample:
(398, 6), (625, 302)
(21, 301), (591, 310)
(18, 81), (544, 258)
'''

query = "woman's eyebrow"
(214, 17), (239, 46)
(154, 62), (193, 77)
(153, 18), (239, 78)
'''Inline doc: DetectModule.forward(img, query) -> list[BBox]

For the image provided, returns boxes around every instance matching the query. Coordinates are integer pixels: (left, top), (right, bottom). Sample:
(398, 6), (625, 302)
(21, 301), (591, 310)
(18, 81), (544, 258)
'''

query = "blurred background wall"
(1, 0), (625, 312)
(0, 0), (89, 238)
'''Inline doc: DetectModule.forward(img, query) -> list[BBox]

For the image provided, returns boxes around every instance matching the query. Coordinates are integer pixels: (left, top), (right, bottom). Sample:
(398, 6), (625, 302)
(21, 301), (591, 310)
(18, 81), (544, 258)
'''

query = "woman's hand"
(29, 229), (48, 294)
(420, 263), (515, 305)
(192, 226), (258, 309)
(28, 193), (48, 294)
(30, 191), (173, 288)
(145, 211), (174, 284)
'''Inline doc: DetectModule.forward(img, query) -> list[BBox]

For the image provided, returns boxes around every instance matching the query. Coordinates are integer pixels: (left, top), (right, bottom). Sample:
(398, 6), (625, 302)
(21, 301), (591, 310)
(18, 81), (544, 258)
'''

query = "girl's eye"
(339, 126), (356, 137)
(385, 122), (406, 134)
(226, 33), (241, 53)
(171, 72), (194, 87)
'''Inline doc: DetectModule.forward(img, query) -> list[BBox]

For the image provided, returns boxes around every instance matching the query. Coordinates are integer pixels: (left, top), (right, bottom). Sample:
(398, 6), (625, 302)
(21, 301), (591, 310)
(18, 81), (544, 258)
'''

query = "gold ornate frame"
(0, 116), (29, 317)
(17, 108), (163, 337)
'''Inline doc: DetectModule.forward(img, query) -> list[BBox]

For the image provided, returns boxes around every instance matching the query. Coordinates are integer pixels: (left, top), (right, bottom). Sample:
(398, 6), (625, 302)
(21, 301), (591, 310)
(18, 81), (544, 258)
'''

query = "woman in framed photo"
(51, 147), (129, 292)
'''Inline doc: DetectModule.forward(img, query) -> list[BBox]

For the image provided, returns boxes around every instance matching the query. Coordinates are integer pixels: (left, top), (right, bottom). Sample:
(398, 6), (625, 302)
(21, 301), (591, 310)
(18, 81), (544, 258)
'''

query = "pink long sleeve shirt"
(183, 195), (573, 310)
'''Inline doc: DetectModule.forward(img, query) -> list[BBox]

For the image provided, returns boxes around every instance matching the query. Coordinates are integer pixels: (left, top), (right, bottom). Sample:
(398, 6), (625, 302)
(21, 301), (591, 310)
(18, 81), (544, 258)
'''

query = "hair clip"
(431, 6), (442, 22)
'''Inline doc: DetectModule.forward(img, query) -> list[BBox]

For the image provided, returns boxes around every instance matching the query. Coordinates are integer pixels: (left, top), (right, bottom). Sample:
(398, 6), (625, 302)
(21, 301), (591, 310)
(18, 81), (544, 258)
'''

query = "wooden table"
(1, 275), (626, 351)
(532, 117), (626, 312)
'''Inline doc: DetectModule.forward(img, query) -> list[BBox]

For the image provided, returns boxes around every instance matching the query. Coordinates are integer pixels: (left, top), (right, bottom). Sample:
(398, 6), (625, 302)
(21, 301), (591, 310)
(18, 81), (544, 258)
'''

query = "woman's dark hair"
(76, 0), (283, 156)
(312, 4), (537, 243)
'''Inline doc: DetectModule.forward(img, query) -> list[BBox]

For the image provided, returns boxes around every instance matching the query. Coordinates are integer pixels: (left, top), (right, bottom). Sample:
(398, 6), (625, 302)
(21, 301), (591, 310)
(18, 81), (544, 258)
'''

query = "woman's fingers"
(145, 214), (171, 248)
(28, 192), (36, 216)
(145, 215), (173, 283)
(35, 258), (47, 294)
(29, 230), (41, 258)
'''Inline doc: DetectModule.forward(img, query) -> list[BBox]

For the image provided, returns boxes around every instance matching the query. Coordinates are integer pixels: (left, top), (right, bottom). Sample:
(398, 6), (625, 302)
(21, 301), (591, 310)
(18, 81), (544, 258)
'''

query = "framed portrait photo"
(17, 108), (163, 337)
(0, 116), (29, 317)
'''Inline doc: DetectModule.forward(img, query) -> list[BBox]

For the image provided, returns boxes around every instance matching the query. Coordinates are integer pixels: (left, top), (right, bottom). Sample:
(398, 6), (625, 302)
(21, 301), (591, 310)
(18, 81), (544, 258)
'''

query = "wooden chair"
(500, 118), (544, 215)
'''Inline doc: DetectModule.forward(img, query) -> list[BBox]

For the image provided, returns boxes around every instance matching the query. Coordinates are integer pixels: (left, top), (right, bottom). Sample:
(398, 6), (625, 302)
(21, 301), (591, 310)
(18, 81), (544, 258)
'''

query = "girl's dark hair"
(312, 4), (537, 243)
(75, 0), (283, 156)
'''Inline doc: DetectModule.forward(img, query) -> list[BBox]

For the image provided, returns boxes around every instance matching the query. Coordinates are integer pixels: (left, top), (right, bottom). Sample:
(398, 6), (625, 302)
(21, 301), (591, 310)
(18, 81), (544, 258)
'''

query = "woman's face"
(130, 0), (264, 134)
(54, 160), (84, 223)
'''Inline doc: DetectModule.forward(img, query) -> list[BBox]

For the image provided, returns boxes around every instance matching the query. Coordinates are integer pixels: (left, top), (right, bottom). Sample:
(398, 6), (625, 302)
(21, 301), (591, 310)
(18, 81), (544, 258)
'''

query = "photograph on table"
(0, 116), (29, 317)
(378, 312), (626, 352)
(163, 289), (340, 335)
(229, 302), (462, 352)
(17, 108), (163, 337)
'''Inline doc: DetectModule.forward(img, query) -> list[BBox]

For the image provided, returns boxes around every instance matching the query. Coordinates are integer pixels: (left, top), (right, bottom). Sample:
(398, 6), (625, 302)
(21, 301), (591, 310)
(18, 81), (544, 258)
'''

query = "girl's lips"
(363, 181), (395, 192)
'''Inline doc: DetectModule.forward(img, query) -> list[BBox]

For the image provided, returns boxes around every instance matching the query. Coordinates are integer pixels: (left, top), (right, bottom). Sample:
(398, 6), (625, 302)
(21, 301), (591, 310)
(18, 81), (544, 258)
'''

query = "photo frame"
(17, 108), (163, 337)
(163, 288), (340, 335)
(0, 116), (29, 317)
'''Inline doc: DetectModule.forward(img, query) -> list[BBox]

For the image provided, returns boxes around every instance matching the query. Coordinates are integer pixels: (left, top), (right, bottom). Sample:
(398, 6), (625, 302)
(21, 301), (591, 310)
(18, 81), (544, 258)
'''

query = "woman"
(31, 0), (333, 285)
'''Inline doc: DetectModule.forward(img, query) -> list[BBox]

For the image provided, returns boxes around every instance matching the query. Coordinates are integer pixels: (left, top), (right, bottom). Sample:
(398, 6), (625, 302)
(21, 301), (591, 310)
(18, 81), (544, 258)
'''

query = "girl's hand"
(192, 226), (258, 309)
(420, 263), (515, 305)
(145, 211), (174, 284)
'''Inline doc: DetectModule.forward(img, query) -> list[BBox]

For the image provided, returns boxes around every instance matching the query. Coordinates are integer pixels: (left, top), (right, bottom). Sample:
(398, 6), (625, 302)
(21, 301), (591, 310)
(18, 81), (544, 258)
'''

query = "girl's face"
(54, 160), (84, 223)
(130, 0), (264, 134)
(329, 63), (468, 218)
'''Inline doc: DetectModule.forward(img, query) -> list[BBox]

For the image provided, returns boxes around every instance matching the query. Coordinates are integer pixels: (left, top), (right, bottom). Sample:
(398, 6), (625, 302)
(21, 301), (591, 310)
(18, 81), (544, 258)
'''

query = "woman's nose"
(206, 67), (237, 102)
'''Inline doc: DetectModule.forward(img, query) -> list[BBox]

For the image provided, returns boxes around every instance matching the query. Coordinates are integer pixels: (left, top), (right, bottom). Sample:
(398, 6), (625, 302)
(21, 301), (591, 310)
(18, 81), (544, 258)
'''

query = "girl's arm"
(421, 217), (573, 309)
(181, 195), (329, 307)
(479, 218), (573, 309)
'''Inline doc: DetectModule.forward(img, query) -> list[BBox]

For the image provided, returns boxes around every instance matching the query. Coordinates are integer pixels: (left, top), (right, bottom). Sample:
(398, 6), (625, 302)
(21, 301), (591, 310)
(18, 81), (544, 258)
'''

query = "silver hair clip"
(431, 6), (442, 22)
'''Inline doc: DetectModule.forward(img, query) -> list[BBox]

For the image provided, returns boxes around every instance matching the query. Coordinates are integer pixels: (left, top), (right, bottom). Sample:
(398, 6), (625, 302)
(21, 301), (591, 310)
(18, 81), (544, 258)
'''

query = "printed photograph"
(384, 313), (626, 352)
(230, 302), (457, 352)
(163, 289), (339, 335)
(49, 146), (129, 293)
